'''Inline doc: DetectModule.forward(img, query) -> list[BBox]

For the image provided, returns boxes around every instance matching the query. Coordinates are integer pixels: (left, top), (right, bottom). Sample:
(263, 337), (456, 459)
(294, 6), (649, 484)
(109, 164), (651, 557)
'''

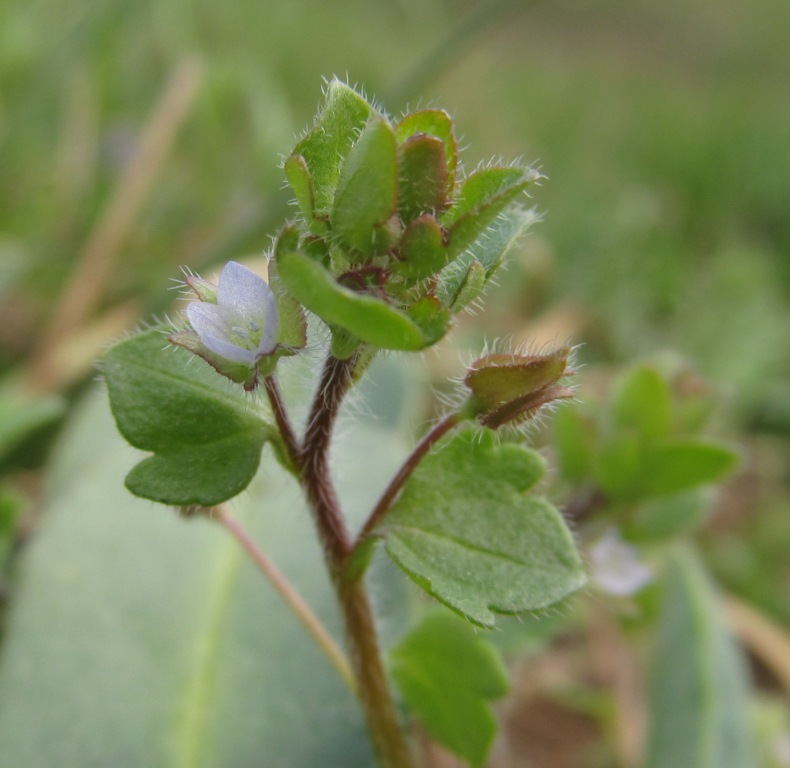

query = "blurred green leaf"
(276, 250), (426, 351)
(103, 329), (271, 506)
(624, 490), (710, 542)
(553, 405), (596, 484)
(640, 440), (738, 497)
(645, 547), (756, 768)
(0, 386), (64, 463)
(292, 79), (373, 213)
(611, 365), (672, 441)
(390, 611), (509, 767)
(379, 428), (586, 627)
(331, 116), (398, 255)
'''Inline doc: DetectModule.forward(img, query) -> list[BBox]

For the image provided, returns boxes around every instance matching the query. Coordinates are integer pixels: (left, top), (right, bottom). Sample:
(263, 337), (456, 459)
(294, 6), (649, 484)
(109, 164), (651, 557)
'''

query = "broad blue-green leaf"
(0, 361), (414, 767)
(331, 116), (398, 256)
(276, 250), (426, 350)
(612, 365), (671, 441)
(645, 547), (756, 768)
(291, 79), (372, 213)
(390, 611), (508, 767)
(103, 329), (271, 506)
(378, 429), (586, 627)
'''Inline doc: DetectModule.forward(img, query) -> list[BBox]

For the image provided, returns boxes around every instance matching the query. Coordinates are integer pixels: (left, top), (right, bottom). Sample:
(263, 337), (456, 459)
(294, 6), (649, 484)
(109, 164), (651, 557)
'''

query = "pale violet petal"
(201, 332), (257, 366)
(589, 528), (653, 597)
(217, 261), (273, 326)
(186, 301), (232, 340)
(258, 282), (280, 355)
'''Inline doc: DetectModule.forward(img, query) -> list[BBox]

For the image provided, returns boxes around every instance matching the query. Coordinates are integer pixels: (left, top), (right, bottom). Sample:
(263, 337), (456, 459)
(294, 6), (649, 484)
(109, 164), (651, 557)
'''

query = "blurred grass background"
(1, 0), (788, 764)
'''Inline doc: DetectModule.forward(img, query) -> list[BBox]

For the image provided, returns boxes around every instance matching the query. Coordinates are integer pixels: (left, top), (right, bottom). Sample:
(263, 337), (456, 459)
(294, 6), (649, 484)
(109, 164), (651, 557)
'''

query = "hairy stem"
(299, 353), (415, 768)
(354, 412), (460, 550)
(263, 375), (302, 471)
(213, 504), (355, 692)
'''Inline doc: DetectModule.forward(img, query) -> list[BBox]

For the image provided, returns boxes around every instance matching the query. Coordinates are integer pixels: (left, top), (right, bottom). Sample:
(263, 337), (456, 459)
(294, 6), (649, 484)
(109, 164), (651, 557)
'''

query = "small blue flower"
(186, 261), (279, 366)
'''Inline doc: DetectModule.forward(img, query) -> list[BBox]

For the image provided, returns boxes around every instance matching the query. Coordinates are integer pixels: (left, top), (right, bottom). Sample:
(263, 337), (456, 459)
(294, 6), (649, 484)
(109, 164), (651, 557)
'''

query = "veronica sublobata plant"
(103, 79), (586, 768)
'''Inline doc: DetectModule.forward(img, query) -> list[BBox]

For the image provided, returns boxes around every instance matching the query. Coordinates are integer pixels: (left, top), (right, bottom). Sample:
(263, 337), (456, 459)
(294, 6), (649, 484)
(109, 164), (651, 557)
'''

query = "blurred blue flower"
(186, 261), (279, 366)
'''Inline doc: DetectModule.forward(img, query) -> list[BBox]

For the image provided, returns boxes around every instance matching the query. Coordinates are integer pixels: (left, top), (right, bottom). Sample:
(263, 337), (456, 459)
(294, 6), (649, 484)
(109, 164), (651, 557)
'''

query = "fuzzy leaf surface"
(276, 250), (426, 350)
(379, 429), (586, 626)
(331, 116), (397, 255)
(103, 329), (270, 506)
(291, 79), (372, 213)
(395, 109), (457, 185)
(390, 612), (509, 767)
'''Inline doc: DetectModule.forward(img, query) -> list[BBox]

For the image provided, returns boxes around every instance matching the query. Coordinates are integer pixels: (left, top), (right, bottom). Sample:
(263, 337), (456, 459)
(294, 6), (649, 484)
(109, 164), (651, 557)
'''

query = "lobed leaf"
(379, 429), (586, 627)
(390, 612), (509, 767)
(103, 328), (271, 506)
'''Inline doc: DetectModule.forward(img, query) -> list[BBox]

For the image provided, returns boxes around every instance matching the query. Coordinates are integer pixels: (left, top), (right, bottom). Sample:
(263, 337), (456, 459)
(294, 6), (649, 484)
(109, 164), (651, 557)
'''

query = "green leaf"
(331, 116), (398, 255)
(390, 612), (509, 767)
(291, 79), (372, 213)
(395, 109), (457, 188)
(394, 214), (449, 283)
(283, 154), (316, 225)
(103, 329), (270, 506)
(624, 490), (710, 542)
(439, 258), (486, 313)
(441, 166), (540, 261)
(645, 547), (756, 768)
(612, 365), (671, 441)
(437, 207), (537, 308)
(552, 405), (596, 483)
(0, 385), (415, 767)
(397, 134), (450, 222)
(276, 250), (426, 350)
(270, 228), (308, 349)
(640, 440), (738, 497)
(379, 429), (586, 627)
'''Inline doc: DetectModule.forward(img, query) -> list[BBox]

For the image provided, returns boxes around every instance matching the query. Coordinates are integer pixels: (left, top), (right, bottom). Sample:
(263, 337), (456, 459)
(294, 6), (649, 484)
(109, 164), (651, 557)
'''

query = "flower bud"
(463, 346), (574, 429)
